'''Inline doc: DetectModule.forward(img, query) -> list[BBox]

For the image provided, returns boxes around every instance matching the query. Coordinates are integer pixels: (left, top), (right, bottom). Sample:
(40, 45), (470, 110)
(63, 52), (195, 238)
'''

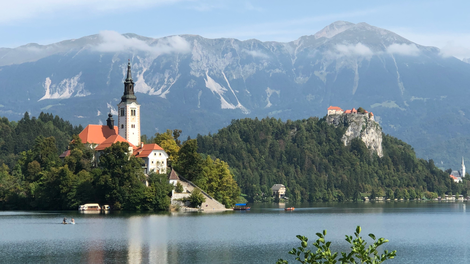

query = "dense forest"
(197, 117), (469, 202)
(0, 112), (82, 169)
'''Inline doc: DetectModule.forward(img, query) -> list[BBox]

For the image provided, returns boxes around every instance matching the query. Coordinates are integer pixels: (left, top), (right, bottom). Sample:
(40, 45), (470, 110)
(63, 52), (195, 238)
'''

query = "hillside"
(197, 116), (464, 202)
(1, 21), (470, 169)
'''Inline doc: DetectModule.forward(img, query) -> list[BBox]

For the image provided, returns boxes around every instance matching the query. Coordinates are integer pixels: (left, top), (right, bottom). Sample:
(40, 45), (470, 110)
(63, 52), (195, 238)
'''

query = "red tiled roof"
(370, 112), (374, 116)
(95, 134), (136, 151)
(59, 149), (71, 158)
(328, 106), (343, 111)
(345, 110), (352, 114)
(79, 125), (118, 145)
(134, 143), (164, 158)
(450, 175), (457, 179)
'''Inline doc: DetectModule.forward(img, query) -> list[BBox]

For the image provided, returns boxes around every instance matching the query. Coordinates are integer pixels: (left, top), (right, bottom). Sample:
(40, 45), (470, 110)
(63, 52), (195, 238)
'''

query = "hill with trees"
(197, 117), (466, 202)
(0, 112), (82, 169)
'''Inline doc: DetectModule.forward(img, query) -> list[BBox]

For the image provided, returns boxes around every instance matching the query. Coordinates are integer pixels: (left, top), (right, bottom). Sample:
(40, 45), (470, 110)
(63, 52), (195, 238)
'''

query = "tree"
(189, 188), (206, 207)
(95, 142), (146, 210)
(357, 107), (366, 114)
(277, 226), (396, 264)
(154, 129), (180, 164)
(175, 181), (184, 193)
(174, 139), (203, 183)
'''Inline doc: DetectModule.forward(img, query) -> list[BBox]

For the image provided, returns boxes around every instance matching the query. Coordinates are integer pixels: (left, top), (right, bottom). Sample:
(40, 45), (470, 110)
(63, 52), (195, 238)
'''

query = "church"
(450, 157), (465, 183)
(61, 61), (168, 175)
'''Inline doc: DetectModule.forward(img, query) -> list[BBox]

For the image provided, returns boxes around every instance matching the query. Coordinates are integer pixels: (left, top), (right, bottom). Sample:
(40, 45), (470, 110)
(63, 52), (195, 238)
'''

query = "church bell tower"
(117, 60), (141, 147)
(462, 156), (466, 178)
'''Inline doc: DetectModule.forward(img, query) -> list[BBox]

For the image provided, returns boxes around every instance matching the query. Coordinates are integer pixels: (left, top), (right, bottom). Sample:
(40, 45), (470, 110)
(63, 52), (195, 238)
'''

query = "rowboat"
(233, 203), (250, 210)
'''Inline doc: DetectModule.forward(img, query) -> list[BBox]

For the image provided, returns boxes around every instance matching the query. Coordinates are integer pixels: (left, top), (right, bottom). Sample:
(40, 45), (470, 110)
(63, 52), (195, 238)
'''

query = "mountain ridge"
(1, 21), (470, 170)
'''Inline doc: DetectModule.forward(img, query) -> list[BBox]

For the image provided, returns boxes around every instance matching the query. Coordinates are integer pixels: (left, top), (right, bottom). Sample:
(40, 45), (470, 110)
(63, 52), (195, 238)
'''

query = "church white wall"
(117, 101), (141, 147)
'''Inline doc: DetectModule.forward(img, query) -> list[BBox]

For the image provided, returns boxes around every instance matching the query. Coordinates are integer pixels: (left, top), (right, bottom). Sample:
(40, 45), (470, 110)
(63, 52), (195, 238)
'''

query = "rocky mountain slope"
(326, 112), (383, 157)
(1, 21), (470, 169)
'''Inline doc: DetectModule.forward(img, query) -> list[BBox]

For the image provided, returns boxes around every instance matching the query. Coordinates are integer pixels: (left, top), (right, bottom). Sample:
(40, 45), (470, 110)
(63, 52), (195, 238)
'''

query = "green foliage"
(277, 226), (396, 264)
(197, 117), (459, 202)
(189, 188), (206, 207)
(357, 107), (366, 114)
(0, 130), (173, 211)
(95, 142), (146, 210)
(175, 181), (184, 193)
(174, 139), (240, 207)
(153, 129), (181, 164)
(0, 112), (82, 169)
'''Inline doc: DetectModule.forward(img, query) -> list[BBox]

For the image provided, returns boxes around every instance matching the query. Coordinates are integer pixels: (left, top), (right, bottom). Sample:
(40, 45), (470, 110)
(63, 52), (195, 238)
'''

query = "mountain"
(1, 21), (470, 169)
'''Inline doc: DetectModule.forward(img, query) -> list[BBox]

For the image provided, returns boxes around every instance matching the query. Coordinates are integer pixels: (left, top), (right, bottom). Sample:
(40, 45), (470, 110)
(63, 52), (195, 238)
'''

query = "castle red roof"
(134, 143), (164, 158)
(345, 110), (352, 114)
(328, 106), (343, 111)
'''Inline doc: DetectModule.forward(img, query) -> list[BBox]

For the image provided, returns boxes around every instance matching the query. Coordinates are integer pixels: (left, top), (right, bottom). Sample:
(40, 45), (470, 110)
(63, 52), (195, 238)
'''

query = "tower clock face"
(131, 117), (136, 122)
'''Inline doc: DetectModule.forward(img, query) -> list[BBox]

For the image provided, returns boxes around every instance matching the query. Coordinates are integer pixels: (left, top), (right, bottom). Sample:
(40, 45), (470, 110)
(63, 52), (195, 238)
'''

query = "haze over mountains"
(1, 21), (470, 169)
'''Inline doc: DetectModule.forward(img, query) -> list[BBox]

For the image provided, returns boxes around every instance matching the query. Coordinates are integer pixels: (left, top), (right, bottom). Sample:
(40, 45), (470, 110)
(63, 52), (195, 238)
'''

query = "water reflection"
(2, 202), (470, 263)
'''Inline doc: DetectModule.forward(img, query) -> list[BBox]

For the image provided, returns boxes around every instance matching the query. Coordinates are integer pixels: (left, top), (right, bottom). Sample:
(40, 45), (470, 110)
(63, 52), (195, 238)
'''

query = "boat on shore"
(79, 203), (101, 211)
(233, 203), (250, 211)
(284, 207), (295, 211)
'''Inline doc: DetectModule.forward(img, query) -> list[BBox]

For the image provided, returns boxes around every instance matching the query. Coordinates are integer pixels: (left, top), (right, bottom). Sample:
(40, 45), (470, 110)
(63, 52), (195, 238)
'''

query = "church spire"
(126, 60), (132, 81)
(121, 60), (137, 103)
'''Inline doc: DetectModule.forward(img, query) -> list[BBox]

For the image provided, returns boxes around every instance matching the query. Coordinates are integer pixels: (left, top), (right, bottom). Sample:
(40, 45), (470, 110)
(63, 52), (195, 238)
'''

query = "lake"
(1, 202), (469, 263)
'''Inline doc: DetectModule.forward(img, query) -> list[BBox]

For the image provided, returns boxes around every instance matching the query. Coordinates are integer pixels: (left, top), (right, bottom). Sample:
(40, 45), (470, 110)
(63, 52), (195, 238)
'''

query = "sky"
(2, 0), (470, 59)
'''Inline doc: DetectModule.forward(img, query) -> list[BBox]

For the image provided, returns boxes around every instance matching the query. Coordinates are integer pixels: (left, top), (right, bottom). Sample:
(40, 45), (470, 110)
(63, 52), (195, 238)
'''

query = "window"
(131, 109), (136, 116)
(131, 124), (135, 128)
(121, 124), (124, 129)
(120, 108), (125, 116)
(154, 153), (156, 156)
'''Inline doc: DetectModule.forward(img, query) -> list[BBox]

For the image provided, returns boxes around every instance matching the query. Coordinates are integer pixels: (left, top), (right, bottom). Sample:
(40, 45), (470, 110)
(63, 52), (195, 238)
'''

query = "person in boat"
(71, 218), (75, 224)
(63, 217), (67, 224)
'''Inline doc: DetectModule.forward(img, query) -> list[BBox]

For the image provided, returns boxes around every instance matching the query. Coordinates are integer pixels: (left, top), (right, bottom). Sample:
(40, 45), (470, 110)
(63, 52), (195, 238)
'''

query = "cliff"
(326, 113), (383, 157)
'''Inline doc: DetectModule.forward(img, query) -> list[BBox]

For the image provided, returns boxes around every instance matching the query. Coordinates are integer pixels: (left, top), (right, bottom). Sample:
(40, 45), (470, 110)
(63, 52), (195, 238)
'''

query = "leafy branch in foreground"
(277, 226), (396, 264)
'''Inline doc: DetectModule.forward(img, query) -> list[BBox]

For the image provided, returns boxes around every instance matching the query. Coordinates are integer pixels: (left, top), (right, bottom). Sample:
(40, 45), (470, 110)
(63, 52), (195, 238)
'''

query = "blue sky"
(2, 0), (470, 58)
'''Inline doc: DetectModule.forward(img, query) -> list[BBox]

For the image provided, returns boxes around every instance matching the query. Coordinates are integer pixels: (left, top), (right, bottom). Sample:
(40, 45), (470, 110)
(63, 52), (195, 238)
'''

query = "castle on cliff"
(327, 106), (374, 120)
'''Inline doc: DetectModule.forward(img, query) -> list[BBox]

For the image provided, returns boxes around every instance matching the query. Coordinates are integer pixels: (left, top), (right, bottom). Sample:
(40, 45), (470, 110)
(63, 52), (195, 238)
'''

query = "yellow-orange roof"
(134, 143), (164, 158)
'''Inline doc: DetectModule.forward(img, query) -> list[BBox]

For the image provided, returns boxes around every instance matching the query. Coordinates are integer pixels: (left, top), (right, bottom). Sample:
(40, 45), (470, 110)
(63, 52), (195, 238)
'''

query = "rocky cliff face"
(326, 113), (383, 157)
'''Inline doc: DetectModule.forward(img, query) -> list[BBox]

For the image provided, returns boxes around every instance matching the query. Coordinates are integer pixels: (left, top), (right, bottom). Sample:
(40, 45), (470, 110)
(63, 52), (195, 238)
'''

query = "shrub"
(277, 226), (396, 264)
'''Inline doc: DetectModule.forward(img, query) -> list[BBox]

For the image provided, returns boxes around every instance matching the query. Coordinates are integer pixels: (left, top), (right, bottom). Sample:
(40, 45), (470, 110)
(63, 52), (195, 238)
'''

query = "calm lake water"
(1, 202), (470, 263)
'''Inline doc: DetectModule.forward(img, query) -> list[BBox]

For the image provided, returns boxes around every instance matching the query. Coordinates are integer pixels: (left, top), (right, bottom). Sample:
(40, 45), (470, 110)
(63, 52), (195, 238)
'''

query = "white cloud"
(334, 43), (373, 58)
(391, 28), (470, 59)
(94, 31), (190, 56)
(242, 49), (269, 59)
(440, 42), (470, 59)
(386, 43), (420, 56)
(0, 0), (182, 24)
